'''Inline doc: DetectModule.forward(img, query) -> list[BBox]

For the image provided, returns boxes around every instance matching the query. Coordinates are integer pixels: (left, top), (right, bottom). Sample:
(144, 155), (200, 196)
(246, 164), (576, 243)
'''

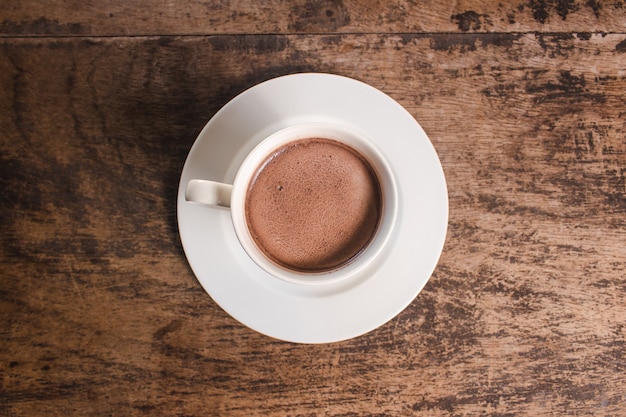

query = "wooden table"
(2, 1), (625, 415)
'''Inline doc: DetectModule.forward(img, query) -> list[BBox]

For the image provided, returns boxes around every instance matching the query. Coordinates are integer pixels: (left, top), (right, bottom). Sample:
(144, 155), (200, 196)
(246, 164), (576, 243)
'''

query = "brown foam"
(245, 138), (382, 272)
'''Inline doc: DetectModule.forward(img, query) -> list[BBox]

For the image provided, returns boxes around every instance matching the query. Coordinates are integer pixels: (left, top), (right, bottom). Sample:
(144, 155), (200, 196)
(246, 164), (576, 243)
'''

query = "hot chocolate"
(245, 138), (382, 273)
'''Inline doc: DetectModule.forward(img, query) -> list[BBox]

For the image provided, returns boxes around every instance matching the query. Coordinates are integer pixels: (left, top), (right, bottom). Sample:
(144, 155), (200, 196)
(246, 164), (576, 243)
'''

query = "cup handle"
(185, 179), (233, 208)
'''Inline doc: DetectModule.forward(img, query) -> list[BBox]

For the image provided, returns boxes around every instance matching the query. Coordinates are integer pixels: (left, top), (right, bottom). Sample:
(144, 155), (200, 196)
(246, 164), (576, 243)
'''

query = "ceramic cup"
(185, 122), (398, 285)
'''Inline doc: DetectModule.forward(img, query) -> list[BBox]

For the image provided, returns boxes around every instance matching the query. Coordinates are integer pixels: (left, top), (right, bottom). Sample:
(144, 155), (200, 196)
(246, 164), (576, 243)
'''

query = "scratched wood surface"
(1, 1), (626, 416)
(1, 0), (626, 35)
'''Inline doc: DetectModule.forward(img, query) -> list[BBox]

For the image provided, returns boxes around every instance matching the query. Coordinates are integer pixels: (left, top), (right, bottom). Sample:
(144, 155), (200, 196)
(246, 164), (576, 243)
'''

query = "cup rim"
(230, 122), (398, 286)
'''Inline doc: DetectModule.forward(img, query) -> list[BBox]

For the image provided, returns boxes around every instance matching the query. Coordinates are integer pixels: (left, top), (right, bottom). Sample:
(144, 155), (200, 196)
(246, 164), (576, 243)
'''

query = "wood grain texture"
(1, 0), (626, 36)
(1, 1), (626, 416)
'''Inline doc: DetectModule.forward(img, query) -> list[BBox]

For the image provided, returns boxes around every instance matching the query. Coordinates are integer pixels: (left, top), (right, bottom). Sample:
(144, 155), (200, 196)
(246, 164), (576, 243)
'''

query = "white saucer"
(177, 73), (448, 344)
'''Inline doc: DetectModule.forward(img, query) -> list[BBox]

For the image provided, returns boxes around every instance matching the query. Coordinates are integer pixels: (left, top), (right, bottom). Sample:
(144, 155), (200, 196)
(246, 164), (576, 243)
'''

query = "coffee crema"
(245, 138), (382, 273)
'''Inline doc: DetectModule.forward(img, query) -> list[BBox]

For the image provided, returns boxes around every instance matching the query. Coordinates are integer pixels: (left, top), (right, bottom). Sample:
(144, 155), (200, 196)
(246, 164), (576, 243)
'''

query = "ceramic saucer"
(177, 73), (448, 343)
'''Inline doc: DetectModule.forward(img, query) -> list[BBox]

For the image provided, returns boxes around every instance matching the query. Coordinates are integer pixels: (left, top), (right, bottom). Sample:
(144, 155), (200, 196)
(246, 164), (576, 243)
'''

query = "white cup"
(185, 122), (397, 285)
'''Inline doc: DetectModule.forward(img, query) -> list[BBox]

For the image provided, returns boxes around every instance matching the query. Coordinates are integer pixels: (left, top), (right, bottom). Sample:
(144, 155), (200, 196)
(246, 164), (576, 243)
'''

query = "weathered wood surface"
(1, 0), (626, 36)
(1, 1), (626, 416)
